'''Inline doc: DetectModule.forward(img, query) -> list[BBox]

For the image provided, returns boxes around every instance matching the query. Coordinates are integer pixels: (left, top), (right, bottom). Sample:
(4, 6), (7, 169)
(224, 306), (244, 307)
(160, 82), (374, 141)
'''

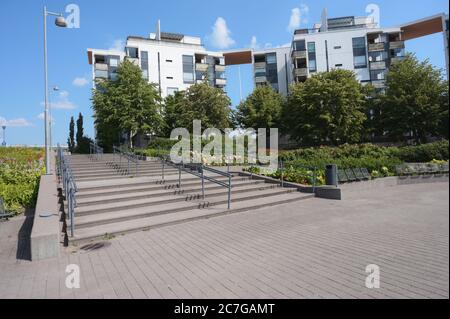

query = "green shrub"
(147, 137), (177, 150)
(0, 148), (44, 214)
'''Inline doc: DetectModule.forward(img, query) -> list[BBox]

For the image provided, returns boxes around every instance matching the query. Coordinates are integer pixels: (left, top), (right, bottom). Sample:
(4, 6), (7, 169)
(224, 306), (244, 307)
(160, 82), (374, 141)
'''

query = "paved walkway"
(0, 182), (448, 299)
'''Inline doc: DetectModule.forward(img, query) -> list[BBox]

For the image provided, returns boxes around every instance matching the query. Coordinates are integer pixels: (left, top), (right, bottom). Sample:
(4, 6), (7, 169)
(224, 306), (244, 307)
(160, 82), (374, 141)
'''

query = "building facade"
(88, 12), (449, 97)
(88, 25), (226, 98)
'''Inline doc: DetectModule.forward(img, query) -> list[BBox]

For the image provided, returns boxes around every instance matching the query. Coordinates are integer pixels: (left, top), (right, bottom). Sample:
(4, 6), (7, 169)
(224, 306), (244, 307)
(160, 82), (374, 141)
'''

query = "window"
(370, 69), (386, 80)
(126, 47), (138, 59)
(334, 46), (342, 49)
(166, 76), (173, 79)
(167, 87), (178, 96)
(293, 40), (306, 51)
(307, 42), (317, 73)
(108, 56), (120, 67)
(166, 59), (173, 63)
(266, 53), (277, 64)
(254, 67), (266, 78)
(182, 55), (194, 83)
(352, 37), (367, 69)
(141, 51), (149, 80)
(335, 64), (343, 67)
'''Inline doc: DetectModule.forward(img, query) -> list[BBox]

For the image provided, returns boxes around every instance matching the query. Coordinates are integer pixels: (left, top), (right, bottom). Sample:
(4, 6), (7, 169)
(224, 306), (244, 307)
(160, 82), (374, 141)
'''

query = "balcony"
(196, 63), (209, 72)
(255, 76), (267, 83)
(254, 62), (266, 69)
(368, 42), (386, 52)
(291, 50), (307, 59)
(95, 63), (108, 71)
(94, 69), (108, 79)
(370, 61), (386, 70)
(294, 67), (308, 77)
(125, 57), (139, 65)
(215, 64), (225, 72)
(215, 78), (226, 86)
(371, 80), (385, 88)
(389, 41), (405, 50)
(391, 56), (405, 64)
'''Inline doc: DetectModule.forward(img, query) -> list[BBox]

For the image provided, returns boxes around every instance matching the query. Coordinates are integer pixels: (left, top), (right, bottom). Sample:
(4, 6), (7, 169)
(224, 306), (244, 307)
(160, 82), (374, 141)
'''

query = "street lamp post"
(1, 126), (6, 147)
(43, 6), (67, 174)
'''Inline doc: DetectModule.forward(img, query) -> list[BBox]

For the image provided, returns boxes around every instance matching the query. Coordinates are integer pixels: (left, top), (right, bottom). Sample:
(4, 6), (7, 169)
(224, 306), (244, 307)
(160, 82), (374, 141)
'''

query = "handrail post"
(162, 158), (165, 183)
(280, 160), (284, 188)
(227, 174), (231, 210)
(178, 160), (182, 189)
(201, 164), (205, 200)
(312, 167), (317, 193)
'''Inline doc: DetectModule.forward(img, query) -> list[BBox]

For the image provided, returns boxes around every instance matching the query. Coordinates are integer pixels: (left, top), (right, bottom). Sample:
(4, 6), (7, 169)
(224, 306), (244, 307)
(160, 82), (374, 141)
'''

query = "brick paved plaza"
(0, 181), (448, 299)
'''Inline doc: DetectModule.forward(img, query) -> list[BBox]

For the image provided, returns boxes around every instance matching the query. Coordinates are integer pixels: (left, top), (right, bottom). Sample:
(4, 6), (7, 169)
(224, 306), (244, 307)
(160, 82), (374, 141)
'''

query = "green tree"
(67, 116), (75, 152)
(161, 91), (185, 137)
(162, 82), (231, 132)
(284, 69), (367, 146)
(235, 85), (284, 129)
(381, 54), (448, 144)
(92, 59), (163, 148)
(76, 112), (84, 146)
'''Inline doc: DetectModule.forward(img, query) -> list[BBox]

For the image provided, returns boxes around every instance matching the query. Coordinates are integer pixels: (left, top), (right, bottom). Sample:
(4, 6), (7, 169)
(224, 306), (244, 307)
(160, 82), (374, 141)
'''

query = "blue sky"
(0, 0), (448, 146)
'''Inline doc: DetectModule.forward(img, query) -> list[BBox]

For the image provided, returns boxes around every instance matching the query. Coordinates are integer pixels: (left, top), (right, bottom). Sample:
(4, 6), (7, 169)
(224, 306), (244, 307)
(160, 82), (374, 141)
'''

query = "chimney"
(156, 19), (161, 41)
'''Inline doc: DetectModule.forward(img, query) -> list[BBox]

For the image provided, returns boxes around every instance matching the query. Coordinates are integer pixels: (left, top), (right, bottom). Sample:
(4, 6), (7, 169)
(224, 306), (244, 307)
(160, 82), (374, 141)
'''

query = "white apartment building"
(88, 12), (449, 98)
(88, 23), (226, 98)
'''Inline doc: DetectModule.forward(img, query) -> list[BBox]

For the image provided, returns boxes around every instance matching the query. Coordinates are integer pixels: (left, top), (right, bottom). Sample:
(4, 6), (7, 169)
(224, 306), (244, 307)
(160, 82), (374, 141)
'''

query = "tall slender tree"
(67, 116), (75, 152)
(76, 112), (84, 146)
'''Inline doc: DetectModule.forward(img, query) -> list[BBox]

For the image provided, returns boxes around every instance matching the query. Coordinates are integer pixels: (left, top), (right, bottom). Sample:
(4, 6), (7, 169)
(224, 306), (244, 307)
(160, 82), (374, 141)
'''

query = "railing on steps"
(112, 145), (139, 176)
(57, 144), (77, 237)
(160, 156), (233, 209)
(89, 141), (103, 161)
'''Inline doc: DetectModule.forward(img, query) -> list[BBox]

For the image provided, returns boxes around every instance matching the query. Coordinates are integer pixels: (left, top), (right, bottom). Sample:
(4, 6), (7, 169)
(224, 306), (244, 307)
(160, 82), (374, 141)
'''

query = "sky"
(0, 0), (448, 146)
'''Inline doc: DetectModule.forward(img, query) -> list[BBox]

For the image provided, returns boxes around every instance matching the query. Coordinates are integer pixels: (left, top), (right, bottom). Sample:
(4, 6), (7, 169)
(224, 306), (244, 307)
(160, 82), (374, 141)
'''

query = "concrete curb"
(30, 174), (60, 261)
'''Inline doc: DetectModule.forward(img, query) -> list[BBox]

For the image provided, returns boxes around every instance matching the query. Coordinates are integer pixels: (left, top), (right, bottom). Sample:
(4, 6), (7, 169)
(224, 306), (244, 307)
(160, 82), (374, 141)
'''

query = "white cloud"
(109, 39), (125, 51)
(72, 77), (89, 87)
(287, 4), (309, 33)
(249, 36), (260, 50)
(40, 90), (76, 110)
(37, 112), (55, 123)
(0, 116), (33, 127)
(207, 17), (235, 49)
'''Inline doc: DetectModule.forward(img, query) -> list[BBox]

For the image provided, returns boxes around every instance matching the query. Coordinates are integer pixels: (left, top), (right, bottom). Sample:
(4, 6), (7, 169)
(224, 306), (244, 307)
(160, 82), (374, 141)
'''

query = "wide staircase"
(63, 154), (315, 244)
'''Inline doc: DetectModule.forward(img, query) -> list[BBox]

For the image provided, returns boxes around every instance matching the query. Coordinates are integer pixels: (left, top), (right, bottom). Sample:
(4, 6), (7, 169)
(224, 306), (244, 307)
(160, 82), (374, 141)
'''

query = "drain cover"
(39, 212), (54, 218)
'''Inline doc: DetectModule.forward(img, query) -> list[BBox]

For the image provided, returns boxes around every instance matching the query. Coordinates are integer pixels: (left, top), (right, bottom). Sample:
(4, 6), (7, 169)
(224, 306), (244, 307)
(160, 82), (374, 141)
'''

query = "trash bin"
(325, 164), (338, 186)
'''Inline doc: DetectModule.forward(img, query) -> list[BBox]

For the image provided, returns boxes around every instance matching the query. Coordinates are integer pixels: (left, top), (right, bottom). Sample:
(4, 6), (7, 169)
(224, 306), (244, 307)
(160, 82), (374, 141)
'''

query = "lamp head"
(55, 16), (67, 27)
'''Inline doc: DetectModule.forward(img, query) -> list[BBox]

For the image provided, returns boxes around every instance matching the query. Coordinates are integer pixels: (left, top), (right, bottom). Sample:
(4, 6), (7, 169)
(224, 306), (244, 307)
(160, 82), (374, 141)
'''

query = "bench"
(337, 169), (349, 183)
(345, 168), (358, 182)
(396, 163), (449, 177)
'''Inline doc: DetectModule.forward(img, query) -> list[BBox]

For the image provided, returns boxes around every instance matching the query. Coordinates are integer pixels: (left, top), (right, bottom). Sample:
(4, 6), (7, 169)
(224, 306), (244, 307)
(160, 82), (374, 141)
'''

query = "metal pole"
(178, 161), (182, 189)
(162, 159), (165, 182)
(43, 6), (50, 174)
(227, 174), (231, 210)
(201, 165), (205, 200)
(280, 160), (284, 188)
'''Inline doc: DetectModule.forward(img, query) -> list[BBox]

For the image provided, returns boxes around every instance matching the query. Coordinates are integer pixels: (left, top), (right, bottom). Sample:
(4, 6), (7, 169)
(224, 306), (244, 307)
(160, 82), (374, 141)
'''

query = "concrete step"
(73, 181), (278, 215)
(75, 175), (249, 194)
(71, 187), (299, 229)
(69, 191), (314, 244)
(74, 179), (268, 207)
(72, 166), (177, 177)
(75, 177), (259, 199)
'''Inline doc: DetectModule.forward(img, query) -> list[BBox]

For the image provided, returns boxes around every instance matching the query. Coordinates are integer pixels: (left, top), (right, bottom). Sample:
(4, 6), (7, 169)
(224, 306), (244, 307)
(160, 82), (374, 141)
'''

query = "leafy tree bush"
(0, 148), (44, 214)
(284, 69), (367, 146)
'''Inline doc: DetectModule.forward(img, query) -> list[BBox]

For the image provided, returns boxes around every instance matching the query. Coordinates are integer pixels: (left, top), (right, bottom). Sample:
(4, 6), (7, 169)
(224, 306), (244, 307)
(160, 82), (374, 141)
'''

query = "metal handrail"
(57, 145), (77, 237)
(112, 145), (139, 176)
(89, 141), (103, 161)
(160, 157), (233, 209)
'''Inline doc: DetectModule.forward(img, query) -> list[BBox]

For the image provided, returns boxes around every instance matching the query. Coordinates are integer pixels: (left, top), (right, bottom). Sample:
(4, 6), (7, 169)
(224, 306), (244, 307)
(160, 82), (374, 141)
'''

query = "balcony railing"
(368, 42), (386, 52)
(294, 67), (308, 77)
(215, 78), (226, 86)
(291, 50), (307, 59)
(196, 63), (209, 72)
(371, 80), (386, 88)
(125, 56), (139, 65)
(95, 63), (108, 71)
(391, 56), (405, 64)
(370, 61), (386, 70)
(255, 76), (267, 83)
(215, 64), (225, 72)
(254, 62), (266, 69)
(389, 41), (405, 50)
